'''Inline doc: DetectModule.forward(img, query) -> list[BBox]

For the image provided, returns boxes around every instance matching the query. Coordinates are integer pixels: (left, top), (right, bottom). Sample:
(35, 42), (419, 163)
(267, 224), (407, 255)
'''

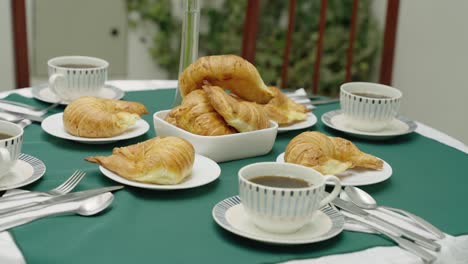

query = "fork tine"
(55, 171), (86, 193)
(52, 170), (86, 193)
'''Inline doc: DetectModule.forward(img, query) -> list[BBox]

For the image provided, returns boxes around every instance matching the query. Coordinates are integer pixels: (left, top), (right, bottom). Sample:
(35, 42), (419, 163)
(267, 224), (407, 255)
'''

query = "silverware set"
(0, 170), (123, 232)
(330, 186), (445, 263)
(0, 99), (60, 128)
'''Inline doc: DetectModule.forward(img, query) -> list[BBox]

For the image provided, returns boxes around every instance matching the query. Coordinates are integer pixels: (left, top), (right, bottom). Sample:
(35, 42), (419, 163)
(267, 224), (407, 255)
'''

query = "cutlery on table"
(0, 185), (124, 219)
(332, 196), (441, 252)
(0, 109), (45, 123)
(344, 186), (445, 239)
(0, 170), (87, 207)
(0, 192), (114, 232)
(345, 216), (436, 263)
(0, 100), (60, 114)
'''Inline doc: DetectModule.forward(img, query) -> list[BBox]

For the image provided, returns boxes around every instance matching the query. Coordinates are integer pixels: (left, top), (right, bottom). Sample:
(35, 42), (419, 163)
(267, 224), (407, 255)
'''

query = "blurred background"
(0, 0), (467, 144)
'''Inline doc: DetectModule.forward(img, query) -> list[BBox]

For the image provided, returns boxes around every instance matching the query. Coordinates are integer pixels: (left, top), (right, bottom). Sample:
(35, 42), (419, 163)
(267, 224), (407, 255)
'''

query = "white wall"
(0, 0), (15, 91)
(392, 0), (468, 144)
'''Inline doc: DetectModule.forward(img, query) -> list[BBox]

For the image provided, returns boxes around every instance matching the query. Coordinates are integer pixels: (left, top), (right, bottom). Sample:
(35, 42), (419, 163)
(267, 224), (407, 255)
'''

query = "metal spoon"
(344, 186), (445, 239)
(0, 192), (114, 231)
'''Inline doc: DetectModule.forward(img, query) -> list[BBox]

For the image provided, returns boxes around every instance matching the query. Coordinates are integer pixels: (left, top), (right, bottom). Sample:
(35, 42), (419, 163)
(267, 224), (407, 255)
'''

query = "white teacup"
(0, 121), (23, 179)
(340, 82), (402, 132)
(48, 56), (109, 101)
(239, 162), (341, 234)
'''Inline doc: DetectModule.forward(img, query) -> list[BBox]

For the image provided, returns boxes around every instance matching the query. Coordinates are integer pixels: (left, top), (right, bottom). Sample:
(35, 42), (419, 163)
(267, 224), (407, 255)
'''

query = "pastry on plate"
(165, 89), (237, 136)
(86, 136), (195, 185)
(178, 55), (274, 104)
(202, 84), (269, 132)
(63, 96), (148, 138)
(285, 131), (383, 175)
(263, 86), (308, 126)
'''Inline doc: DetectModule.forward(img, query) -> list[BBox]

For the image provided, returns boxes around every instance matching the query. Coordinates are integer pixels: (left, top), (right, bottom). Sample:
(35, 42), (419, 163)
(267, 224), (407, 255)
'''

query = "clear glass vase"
(173, 0), (200, 106)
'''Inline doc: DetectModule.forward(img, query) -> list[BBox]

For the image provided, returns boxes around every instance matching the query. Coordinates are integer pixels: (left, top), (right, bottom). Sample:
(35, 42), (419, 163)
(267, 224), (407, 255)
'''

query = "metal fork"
(0, 170), (87, 203)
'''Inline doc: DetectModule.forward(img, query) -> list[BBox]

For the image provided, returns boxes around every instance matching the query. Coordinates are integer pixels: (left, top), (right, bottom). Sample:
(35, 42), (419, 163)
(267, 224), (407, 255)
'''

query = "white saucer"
(278, 113), (318, 133)
(321, 110), (417, 140)
(276, 153), (392, 186)
(98, 154), (220, 190)
(212, 196), (344, 245)
(41, 113), (149, 144)
(31, 83), (125, 105)
(0, 154), (46, 191)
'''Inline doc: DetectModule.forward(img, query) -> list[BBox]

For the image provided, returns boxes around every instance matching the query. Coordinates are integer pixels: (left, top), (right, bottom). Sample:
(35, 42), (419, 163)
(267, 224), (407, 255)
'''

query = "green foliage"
(127, 0), (380, 95)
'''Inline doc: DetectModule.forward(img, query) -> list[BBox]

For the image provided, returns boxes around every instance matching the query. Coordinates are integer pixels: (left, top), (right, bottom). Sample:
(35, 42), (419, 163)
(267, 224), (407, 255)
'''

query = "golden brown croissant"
(63, 96), (148, 138)
(285, 131), (383, 175)
(178, 55), (274, 104)
(165, 90), (237, 136)
(86, 136), (195, 185)
(202, 84), (270, 132)
(263, 87), (308, 126)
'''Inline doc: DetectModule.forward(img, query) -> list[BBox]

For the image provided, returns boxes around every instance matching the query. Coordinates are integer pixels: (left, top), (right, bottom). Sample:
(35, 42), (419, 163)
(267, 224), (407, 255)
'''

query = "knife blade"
(0, 109), (45, 122)
(332, 196), (441, 252)
(0, 185), (124, 218)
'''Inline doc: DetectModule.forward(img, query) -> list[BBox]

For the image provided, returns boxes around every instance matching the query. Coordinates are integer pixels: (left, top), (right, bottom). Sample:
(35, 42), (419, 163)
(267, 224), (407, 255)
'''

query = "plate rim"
(276, 152), (392, 186)
(41, 112), (149, 143)
(99, 154), (221, 190)
(31, 83), (125, 105)
(277, 113), (318, 132)
(321, 110), (417, 138)
(0, 153), (46, 191)
(212, 195), (345, 245)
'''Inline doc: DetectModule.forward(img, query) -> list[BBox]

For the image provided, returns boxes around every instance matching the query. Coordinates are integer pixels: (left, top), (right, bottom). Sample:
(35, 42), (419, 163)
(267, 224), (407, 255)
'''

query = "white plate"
(212, 196), (344, 245)
(276, 153), (392, 186)
(277, 113), (318, 132)
(41, 113), (149, 144)
(31, 83), (125, 105)
(99, 154), (221, 190)
(0, 154), (46, 191)
(321, 110), (417, 140)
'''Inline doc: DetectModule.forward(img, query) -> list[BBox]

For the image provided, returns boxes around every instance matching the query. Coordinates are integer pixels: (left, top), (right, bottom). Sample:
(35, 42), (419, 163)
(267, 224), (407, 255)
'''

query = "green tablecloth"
(5, 89), (468, 263)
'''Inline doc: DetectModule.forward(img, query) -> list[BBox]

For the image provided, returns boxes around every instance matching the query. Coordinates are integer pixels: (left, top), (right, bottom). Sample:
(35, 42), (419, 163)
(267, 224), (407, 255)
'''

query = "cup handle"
(319, 175), (342, 208)
(49, 73), (67, 101)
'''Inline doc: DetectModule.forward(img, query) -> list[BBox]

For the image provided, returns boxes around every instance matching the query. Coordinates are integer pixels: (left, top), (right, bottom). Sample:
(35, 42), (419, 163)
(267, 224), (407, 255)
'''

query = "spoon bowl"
(76, 192), (114, 216)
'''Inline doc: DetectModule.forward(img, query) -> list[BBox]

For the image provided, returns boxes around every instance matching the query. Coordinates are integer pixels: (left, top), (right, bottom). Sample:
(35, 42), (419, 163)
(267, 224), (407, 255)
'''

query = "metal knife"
(345, 216), (436, 263)
(332, 196), (441, 252)
(0, 99), (42, 111)
(0, 185), (124, 218)
(0, 109), (45, 122)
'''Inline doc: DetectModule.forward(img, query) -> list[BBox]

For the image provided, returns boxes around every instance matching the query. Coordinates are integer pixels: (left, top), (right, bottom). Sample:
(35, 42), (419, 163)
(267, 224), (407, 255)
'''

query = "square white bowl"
(153, 110), (278, 162)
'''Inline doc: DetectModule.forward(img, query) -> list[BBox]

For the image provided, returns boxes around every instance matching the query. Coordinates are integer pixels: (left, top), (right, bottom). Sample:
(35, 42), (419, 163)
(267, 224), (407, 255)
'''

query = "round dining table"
(0, 80), (466, 264)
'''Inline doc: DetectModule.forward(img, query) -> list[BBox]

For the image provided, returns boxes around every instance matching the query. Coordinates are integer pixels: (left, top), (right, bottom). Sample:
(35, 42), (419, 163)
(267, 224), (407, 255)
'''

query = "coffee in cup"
(238, 162), (342, 234)
(48, 56), (109, 101)
(0, 121), (23, 179)
(340, 82), (402, 132)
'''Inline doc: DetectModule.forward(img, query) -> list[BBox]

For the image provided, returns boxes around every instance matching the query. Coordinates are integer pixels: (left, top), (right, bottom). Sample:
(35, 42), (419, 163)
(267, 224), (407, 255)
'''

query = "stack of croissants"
(60, 54), (382, 186)
(166, 54), (309, 135)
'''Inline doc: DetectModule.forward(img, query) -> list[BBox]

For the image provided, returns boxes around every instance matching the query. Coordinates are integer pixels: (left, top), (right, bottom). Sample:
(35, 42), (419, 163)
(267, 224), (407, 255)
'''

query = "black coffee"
(58, 64), (98, 69)
(351, 92), (391, 99)
(250, 176), (311, 188)
(0, 133), (13, 140)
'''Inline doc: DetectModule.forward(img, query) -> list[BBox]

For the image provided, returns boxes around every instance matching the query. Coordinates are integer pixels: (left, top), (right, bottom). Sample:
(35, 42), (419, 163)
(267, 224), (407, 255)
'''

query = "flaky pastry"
(86, 136), (195, 185)
(285, 131), (383, 175)
(263, 87), (308, 126)
(63, 97), (148, 138)
(165, 90), (237, 136)
(202, 84), (269, 132)
(178, 55), (274, 103)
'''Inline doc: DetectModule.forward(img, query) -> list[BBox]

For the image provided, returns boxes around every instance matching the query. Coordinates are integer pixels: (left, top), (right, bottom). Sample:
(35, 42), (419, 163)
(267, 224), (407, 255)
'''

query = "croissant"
(165, 90), (237, 136)
(63, 97), (148, 138)
(178, 55), (274, 104)
(86, 136), (195, 185)
(263, 87), (308, 126)
(202, 84), (269, 132)
(285, 131), (383, 175)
